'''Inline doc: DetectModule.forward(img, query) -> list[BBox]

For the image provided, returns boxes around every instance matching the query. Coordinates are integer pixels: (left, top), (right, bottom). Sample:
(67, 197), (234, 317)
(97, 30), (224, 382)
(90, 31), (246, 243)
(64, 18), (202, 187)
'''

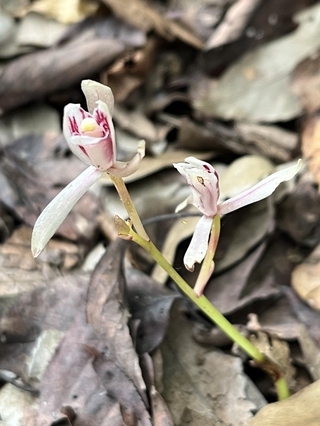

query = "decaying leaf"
(301, 114), (320, 187)
(87, 239), (149, 410)
(38, 325), (125, 425)
(0, 38), (124, 113)
(29, 0), (99, 24)
(292, 244), (320, 310)
(205, 0), (262, 49)
(249, 330), (296, 389)
(291, 49), (320, 113)
(101, 0), (203, 49)
(297, 325), (320, 381)
(248, 379), (320, 426)
(159, 308), (262, 425)
(126, 266), (180, 354)
(206, 243), (280, 315)
(192, 3), (320, 122)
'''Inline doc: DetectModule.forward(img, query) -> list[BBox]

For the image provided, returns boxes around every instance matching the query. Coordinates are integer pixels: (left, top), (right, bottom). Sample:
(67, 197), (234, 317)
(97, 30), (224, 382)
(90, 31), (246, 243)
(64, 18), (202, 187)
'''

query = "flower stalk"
(115, 214), (289, 401)
(109, 174), (149, 241)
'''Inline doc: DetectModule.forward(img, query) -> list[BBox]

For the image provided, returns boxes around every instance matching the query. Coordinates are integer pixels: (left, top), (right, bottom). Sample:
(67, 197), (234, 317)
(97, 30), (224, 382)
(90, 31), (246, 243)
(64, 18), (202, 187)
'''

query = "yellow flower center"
(80, 117), (98, 133)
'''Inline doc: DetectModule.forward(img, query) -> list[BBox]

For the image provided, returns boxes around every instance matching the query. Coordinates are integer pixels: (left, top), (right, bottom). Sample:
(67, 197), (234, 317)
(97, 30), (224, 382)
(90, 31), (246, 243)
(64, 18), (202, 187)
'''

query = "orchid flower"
(173, 157), (301, 294)
(31, 80), (145, 258)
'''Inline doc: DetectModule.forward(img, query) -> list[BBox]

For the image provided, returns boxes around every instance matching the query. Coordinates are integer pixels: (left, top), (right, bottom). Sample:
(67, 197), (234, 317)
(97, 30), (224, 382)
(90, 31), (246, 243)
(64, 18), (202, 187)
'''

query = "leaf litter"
(1, 0), (320, 424)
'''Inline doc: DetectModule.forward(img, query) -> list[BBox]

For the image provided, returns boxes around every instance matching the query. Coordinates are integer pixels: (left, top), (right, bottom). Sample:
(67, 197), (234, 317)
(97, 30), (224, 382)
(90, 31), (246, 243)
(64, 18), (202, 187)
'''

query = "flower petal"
(218, 160), (302, 216)
(184, 215), (213, 271)
(108, 140), (145, 177)
(63, 101), (116, 171)
(173, 157), (219, 217)
(81, 79), (114, 116)
(31, 166), (102, 258)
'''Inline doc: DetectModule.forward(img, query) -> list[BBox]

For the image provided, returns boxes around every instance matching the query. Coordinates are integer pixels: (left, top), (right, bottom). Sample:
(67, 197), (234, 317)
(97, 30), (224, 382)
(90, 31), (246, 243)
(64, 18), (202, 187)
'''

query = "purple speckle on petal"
(69, 116), (79, 134)
(96, 110), (110, 136)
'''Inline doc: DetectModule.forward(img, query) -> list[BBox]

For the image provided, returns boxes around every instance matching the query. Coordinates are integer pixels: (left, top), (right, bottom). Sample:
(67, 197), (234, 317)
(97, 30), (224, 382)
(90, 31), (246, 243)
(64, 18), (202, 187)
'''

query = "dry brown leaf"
(248, 379), (320, 426)
(249, 331), (296, 389)
(30, 0), (98, 24)
(159, 308), (260, 425)
(205, 0), (262, 49)
(301, 114), (320, 187)
(291, 49), (320, 113)
(235, 122), (299, 163)
(292, 244), (320, 310)
(0, 38), (124, 113)
(87, 239), (147, 396)
(101, 0), (203, 49)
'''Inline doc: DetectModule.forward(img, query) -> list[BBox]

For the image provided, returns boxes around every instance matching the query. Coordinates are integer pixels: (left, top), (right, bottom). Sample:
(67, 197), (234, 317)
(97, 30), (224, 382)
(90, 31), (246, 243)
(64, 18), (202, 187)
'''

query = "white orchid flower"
(174, 157), (302, 273)
(31, 80), (145, 257)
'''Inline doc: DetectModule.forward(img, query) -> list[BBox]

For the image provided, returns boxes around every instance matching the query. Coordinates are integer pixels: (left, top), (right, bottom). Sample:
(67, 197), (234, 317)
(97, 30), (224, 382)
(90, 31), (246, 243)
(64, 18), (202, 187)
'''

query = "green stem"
(275, 377), (291, 401)
(111, 179), (290, 400)
(109, 174), (149, 241)
(130, 229), (264, 362)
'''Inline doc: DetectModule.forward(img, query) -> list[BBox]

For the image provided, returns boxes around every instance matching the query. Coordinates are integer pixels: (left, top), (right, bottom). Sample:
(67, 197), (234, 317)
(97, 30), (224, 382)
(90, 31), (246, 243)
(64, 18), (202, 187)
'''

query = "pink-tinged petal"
(108, 140), (145, 178)
(173, 157), (219, 217)
(63, 104), (94, 166)
(184, 215), (213, 271)
(31, 166), (102, 258)
(81, 79), (114, 116)
(63, 101), (116, 171)
(218, 159), (302, 216)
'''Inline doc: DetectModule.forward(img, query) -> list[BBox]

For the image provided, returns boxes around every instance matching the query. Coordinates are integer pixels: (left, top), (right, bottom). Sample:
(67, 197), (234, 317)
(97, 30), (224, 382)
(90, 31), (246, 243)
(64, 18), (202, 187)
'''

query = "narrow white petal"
(31, 166), (102, 258)
(108, 140), (145, 177)
(184, 215), (212, 271)
(218, 159), (302, 216)
(81, 80), (114, 115)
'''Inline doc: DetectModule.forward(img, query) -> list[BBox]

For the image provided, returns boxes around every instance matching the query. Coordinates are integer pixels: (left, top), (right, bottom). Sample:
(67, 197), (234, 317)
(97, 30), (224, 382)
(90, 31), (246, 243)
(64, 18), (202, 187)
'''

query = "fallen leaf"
(30, 0), (98, 24)
(248, 379), (320, 426)
(0, 38), (124, 113)
(192, 3), (320, 122)
(291, 49), (320, 113)
(301, 114), (320, 187)
(235, 122), (298, 163)
(126, 266), (180, 354)
(0, 384), (38, 425)
(206, 243), (280, 315)
(297, 325), (320, 381)
(87, 239), (147, 396)
(38, 325), (125, 425)
(159, 307), (261, 425)
(249, 331), (296, 389)
(17, 11), (68, 47)
(101, 0), (203, 49)
(277, 173), (320, 246)
(292, 244), (320, 310)
(205, 0), (262, 49)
